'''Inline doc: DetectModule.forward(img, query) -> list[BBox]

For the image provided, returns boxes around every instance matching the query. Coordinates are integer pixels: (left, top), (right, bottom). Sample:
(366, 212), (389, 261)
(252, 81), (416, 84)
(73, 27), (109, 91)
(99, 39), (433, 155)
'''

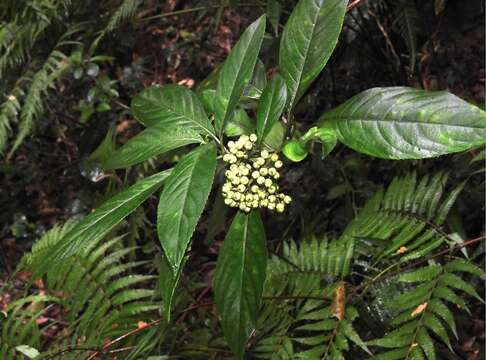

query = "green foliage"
(0, 0), (143, 156)
(132, 84), (216, 139)
(4, 0), (485, 359)
(342, 171), (465, 262)
(0, 295), (59, 360)
(369, 261), (485, 359)
(256, 74), (288, 144)
(214, 211), (267, 359)
(33, 170), (172, 278)
(279, 0), (348, 109)
(4, 221), (164, 359)
(252, 237), (366, 359)
(214, 15), (266, 134)
(102, 123), (203, 170)
(392, 0), (420, 71)
(318, 87), (486, 159)
(157, 144), (217, 308)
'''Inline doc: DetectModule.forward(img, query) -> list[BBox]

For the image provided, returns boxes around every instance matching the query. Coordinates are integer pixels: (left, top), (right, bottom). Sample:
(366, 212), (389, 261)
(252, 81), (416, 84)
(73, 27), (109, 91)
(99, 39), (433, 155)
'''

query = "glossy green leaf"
(279, 0), (348, 109)
(282, 139), (308, 162)
(214, 16), (266, 133)
(103, 124), (203, 170)
(132, 84), (216, 138)
(319, 87), (486, 159)
(214, 210), (267, 359)
(34, 170), (172, 277)
(256, 73), (287, 143)
(157, 144), (217, 270)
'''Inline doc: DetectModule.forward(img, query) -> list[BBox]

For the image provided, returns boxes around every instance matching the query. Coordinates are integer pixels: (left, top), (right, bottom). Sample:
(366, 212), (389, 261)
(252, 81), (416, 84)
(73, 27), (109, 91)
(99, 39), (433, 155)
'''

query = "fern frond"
(272, 236), (354, 281)
(255, 281), (369, 359)
(342, 172), (465, 263)
(18, 220), (161, 355)
(392, 0), (420, 71)
(0, 295), (61, 360)
(369, 262), (485, 359)
(253, 238), (364, 359)
(0, 80), (26, 154)
(91, 0), (143, 51)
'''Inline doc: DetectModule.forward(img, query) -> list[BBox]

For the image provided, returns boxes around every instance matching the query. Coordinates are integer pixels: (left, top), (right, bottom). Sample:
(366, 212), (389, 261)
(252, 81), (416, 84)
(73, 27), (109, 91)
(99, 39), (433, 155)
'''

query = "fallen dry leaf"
(397, 246), (408, 254)
(137, 321), (148, 329)
(332, 282), (346, 321)
(411, 302), (428, 317)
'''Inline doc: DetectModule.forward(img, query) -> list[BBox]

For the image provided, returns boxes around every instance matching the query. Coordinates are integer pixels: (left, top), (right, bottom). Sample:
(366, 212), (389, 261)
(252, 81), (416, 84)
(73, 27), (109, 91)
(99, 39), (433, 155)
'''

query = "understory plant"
(2, 0), (485, 359)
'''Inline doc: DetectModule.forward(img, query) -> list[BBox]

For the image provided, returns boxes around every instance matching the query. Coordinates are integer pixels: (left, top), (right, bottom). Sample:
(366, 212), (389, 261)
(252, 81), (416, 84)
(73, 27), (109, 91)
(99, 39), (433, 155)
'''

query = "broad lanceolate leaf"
(256, 73), (287, 143)
(214, 16), (266, 134)
(279, 0), (348, 109)
(132, 84), (216, 138)
(34, 170), (172, 277)
(214, 210), (267, 359)
(319, 87), (486, 159)
(102, 124), (203, 170)
(157, 144), (217, 270)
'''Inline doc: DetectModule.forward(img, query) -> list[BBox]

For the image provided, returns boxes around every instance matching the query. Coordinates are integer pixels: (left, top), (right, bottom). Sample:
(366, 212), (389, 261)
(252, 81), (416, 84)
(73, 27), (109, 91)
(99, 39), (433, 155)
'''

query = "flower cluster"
(222, 134), (291, 213)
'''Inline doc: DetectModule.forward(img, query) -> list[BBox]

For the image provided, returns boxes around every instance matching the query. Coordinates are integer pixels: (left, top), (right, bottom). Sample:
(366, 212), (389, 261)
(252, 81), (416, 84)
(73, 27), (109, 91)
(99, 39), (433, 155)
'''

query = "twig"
(263, 294), (326, 301)
(347, 0), (365, 12)
(139, 3), (262, 22)
(85, 318), (165, 360)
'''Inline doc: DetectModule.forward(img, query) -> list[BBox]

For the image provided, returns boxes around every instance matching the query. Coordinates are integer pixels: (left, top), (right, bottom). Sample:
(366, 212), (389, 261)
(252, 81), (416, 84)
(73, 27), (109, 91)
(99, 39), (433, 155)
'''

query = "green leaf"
(224, 108), (255, 137)
(423, 313), (452, 350)
(341, 320), (371, 354)
(103, 124), (203, 170)
(282, 139), (308, 162)
(214, 15), (266, 134)
(132, 84), (216, 138)
(256, 73), (287, 143)
(33, 170), (172, 277)
(279, 0), (348, 109)
(263, 121), (285, 151)
(398, 265), (442, 283)
(318, 87), (486, 159)
(196, 65), (221, 114)
(157, 144), (217, 270)
(417, 328), (436, 360)
(428, 299), (457, 339)
(439, 273), (483, 302)
(159, 252), (184, 321)
(445, 259), (485, 279)
(214, 210), (267, 359)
